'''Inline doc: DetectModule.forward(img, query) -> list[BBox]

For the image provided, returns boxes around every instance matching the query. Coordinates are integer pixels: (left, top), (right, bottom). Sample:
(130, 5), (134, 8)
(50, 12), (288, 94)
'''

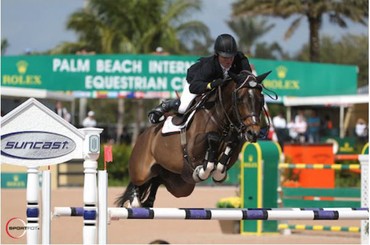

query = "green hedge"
(97, 144), (132, 186)
(216, 196), (241, 208)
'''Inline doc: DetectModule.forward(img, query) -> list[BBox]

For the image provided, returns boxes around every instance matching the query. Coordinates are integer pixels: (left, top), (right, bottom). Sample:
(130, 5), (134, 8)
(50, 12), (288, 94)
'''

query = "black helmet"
(214, 34), (237, 57)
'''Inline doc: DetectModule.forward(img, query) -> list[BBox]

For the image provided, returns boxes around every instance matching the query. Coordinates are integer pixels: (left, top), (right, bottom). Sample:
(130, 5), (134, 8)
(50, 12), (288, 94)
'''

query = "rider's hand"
(229, 71), (250, 84)
(207, 78), (223, 90)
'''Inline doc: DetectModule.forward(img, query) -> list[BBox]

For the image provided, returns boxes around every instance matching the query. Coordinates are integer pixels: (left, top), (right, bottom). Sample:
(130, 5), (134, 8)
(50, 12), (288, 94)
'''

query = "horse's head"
(228, 70), (271, 142)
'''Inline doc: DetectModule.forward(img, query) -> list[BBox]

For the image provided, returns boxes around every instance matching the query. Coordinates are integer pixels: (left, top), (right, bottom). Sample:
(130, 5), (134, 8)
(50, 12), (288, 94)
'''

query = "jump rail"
(278, 163), (361, 170)
(278, 223), (361, 233)
(54, 206), (369, 221)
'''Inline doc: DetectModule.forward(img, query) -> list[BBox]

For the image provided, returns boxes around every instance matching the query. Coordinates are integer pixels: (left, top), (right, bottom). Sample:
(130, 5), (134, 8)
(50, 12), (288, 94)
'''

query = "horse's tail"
(115, 177), (162, 207)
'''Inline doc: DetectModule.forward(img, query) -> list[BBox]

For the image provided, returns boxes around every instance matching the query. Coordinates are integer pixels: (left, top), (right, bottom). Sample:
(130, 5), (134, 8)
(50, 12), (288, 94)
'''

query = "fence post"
(359, 154), (368, 244)
(26, 166), (40, 244)
(81, 128), (103, 244)
(42, 170), (51, 244)
(240, 141), (280, 234)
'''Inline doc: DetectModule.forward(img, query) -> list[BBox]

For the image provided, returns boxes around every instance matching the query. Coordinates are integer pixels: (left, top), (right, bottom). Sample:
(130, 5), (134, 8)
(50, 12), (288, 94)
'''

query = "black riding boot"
(148, 99), (180, 124)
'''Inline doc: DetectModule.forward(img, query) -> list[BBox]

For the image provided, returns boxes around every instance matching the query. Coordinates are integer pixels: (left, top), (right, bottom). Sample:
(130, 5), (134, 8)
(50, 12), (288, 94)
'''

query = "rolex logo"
(276, 65), (287, 79)
(16, 60), (28, 74)
(248, 155), (253, 162)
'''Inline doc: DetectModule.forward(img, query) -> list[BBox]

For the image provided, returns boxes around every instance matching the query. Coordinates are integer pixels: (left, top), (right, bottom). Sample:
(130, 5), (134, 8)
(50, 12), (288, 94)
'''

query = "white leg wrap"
(212, 146), (231, 182)
(212, 163), (227, 182)
(192, 161), (215, 182)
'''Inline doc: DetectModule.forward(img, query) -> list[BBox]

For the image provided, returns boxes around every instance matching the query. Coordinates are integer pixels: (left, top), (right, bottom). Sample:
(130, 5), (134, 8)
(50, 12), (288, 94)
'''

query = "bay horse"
(116, 70), (272, 207)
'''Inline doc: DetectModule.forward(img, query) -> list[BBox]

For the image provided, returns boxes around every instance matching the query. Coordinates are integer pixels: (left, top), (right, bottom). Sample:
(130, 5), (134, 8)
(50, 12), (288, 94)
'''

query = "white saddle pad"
(162, 116), (185, 134)
(161, 111), (196, 134)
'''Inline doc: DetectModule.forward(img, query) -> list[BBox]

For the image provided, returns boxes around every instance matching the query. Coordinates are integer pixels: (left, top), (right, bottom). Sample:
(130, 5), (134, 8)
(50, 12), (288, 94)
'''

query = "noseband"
(232, 75), (264, 133)
(216, 75), (264, 135)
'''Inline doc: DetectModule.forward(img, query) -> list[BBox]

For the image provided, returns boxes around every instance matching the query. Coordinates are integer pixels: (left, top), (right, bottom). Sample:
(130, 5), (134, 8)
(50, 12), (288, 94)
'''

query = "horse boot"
(212, 137), (240, 183)
(148, 99), (180, 124)
(193, 132), (220, 182)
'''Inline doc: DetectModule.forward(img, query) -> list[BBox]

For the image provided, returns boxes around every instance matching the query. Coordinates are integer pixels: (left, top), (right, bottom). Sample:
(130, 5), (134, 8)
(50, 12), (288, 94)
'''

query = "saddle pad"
(161, 110), (196, 135)
(162, 116), (185, 134)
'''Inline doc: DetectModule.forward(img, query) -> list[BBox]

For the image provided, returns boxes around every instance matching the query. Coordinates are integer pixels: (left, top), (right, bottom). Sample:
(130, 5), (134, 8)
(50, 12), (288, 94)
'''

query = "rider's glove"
(229, 71), (249, 84)
(207, 78), (223, 90)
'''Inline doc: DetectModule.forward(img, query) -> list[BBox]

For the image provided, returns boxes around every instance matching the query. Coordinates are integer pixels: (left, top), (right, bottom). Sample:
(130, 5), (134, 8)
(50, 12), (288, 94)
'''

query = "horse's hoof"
(212, 171), (227, 183)
(212, 173), (227, 183)
(122, 200), (132, 208)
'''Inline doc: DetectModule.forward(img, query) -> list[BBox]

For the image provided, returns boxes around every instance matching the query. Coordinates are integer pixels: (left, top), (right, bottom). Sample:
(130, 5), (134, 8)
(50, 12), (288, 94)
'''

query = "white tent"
(283, 94), (369, 106)
(283, 94), (369, 137)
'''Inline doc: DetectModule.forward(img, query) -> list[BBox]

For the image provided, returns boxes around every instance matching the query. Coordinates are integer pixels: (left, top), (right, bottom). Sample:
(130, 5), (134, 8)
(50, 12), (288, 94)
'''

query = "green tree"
(232, 0), (368, 62)
(1, 38), (9, 55)
(254, 42), (290, 60)
(51, 0), (210, 55)
(227, 16), (275, 56)
(51, 0), (210, 144)
(295, 34), (368, 87)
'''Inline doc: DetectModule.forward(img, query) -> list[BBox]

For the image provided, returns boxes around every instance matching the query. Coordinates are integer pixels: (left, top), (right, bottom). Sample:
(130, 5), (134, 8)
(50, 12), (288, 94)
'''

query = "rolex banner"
(1, 55), (357, 96)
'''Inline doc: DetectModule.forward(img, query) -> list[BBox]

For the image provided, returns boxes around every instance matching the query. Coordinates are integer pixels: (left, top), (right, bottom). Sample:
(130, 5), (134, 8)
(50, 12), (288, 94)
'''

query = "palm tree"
(227, 16), (275, 56)
(52, 0), (210, 143)
(1, 38), (9, 55)
(254, 42), (289, 60)
(232, 0), (368, 62)
(53, 0), (210, 55)
(295, 34), (368, 87)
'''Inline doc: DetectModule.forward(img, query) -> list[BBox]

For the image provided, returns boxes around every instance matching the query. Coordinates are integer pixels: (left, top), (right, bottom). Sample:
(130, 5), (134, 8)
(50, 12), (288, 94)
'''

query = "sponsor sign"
(1, 131), (76, 160)
(1, 98), (85, 167)
(2, 55), (357, 96)
(1, 173), (27, 188)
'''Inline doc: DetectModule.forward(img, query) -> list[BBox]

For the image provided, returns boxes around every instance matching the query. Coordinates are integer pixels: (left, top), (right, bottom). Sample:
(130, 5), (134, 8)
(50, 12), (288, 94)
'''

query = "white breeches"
(178, 82), (197, 114)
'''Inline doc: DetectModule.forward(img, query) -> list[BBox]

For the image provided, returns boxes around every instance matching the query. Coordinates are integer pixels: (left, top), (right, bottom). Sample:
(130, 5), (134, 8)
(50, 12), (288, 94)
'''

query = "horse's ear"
(256, 71), (272, 83)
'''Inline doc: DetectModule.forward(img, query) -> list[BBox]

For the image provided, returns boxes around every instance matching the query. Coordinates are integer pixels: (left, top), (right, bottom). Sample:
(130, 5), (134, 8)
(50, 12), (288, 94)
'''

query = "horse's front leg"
(192, 132), (221, 182)
(212, 139), (240, 182)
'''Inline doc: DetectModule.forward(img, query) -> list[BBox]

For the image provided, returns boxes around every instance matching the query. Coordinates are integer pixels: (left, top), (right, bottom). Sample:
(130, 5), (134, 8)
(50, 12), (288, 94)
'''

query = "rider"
(148, 33), (253, 124)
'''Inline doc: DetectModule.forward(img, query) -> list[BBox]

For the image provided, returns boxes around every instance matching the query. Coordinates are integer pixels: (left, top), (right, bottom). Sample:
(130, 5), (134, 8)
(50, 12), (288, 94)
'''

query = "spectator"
(307, 110), (321, 143)
(294, 111), (307, 143)
(54, 101), (71, 122)
(321, 115), (333, 137)
(82, 111), (97, 128)
(287, 119), (298, 142)
(272, 110), (287, 148)
(152, 46), (169, 55)
(355, 118), (368, 144)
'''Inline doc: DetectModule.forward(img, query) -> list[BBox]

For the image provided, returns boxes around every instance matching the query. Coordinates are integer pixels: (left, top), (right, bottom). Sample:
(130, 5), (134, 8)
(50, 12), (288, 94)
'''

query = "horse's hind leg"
(159, 168), (195, 198)
(140, 176), (162, 207)
(116, 176), (163, 208)
(115, 182), (141, 207)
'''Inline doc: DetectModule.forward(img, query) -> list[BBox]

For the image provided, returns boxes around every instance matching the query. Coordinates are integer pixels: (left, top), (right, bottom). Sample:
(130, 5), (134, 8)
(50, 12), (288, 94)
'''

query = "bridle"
(232, 75), (263, 133)
(216, 73), (271, 140)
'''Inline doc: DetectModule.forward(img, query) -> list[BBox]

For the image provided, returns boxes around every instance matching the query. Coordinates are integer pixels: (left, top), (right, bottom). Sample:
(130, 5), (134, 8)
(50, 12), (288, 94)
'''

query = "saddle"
(161, 91), (216, 134)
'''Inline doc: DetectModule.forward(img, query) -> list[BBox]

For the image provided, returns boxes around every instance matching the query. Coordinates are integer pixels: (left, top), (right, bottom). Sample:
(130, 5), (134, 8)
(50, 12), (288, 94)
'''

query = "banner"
(1, 55), (357, 97)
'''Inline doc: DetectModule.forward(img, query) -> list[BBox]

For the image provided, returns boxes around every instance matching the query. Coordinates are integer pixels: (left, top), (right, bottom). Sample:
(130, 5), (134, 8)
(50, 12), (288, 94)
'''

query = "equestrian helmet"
(214, 34), (237, 58)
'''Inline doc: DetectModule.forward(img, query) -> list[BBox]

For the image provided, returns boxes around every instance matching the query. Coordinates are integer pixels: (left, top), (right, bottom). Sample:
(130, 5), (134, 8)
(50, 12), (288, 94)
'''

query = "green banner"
(1, 173), (27, 188)
(252, 58), (357, 96)
(1, 55), (357, 96)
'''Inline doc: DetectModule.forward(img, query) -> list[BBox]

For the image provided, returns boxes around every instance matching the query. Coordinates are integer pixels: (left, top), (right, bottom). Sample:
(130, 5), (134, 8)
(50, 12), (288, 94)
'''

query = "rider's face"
(218, 55), (234, 69)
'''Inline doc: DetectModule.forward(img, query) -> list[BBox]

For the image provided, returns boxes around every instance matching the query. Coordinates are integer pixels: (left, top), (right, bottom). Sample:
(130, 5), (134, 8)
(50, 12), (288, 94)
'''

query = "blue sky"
(2, 0), (368, 56)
